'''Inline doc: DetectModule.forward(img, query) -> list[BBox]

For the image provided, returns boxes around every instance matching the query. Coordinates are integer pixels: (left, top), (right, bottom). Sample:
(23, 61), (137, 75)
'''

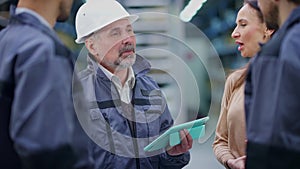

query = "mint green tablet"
(144, 116), (209, 152)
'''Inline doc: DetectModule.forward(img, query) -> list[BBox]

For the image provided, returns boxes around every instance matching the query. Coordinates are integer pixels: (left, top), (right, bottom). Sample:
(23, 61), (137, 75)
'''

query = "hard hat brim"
(75, 14), (139, 44)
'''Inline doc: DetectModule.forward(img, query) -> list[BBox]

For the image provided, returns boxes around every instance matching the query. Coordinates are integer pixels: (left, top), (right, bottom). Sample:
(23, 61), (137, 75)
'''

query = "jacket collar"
(278, 6), (300, 34)
(9, 5), (61, 46)
(15, 7), (51, 29)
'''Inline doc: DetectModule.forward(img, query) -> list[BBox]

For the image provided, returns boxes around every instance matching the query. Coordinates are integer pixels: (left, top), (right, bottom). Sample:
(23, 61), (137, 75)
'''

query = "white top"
(99, 64), (135, 104)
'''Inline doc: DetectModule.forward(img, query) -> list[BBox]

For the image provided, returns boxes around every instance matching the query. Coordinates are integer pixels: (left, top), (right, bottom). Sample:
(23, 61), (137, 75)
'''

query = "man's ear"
(263, 28), (275, 41)
(85, 38), (97, 56)
(266, 28), (275, 38)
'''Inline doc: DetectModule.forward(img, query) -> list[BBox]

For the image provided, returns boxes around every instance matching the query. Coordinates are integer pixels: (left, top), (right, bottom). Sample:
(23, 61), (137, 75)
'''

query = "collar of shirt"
(98, 63), (135, 103)
(15, 7), (52, 29)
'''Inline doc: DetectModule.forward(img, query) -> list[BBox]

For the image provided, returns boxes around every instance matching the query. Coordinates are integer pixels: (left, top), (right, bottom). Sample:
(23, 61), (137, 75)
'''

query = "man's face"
(258, 0), (279, 27)
(92, 19), (136, 73)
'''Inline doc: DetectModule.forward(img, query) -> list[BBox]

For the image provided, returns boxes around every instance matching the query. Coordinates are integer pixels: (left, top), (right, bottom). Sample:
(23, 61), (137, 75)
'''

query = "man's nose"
(122, 34), (135, 44)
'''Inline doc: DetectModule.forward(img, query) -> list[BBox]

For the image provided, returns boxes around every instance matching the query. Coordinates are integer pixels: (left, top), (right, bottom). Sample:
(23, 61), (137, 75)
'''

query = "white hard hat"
(75, 0), (139, 44)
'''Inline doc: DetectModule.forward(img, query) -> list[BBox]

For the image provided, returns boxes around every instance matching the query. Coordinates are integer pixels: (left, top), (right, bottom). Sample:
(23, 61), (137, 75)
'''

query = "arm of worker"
(160, 130), (193, 169)
(158, 129), (192, 169)
(10, 37), (78, 169)
(157, 104), (191, 168)
(166, 129), (193, 156)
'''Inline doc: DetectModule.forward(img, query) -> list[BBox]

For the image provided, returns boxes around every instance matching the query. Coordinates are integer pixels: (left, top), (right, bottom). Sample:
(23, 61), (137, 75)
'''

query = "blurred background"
(0, 0), (248, 168)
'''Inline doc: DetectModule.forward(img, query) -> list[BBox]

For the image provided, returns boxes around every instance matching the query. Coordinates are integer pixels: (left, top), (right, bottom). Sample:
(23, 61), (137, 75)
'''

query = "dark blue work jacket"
(245, 6), (300, 169)
(0, 6), (92, 169)
(77, 55), (190, 169)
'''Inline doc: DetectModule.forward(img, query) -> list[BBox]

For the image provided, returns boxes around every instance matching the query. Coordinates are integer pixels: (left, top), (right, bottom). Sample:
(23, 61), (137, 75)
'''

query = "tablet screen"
(144, 116), (209, 152)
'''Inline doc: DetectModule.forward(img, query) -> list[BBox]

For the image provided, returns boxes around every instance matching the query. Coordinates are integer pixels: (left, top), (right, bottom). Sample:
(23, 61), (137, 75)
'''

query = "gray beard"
(114, 53), (136, 70)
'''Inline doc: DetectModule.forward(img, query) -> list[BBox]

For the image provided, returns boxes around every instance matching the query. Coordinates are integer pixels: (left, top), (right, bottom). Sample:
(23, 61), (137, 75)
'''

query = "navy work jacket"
(245, 6), (300, 169)
(77, 55), (190, 169)
(0, 6), (92, 169)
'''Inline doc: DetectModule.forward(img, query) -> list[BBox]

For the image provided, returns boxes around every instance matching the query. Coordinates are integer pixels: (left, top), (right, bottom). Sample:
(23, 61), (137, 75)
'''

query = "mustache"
(119, 44), (135, 54)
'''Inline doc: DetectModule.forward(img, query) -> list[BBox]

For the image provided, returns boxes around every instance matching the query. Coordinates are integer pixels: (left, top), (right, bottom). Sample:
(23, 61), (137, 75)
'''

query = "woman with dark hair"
(212, 1), (277, 169)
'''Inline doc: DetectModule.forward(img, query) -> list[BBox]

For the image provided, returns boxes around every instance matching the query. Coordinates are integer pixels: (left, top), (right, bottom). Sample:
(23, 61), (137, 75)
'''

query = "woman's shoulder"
(221, 68), (246, 107)
(226, 69), (245, 85)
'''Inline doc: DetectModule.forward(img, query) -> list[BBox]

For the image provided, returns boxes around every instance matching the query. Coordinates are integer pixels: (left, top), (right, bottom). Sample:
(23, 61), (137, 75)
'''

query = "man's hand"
(227, 156), (246, 169)
(166, 129), (193, 156)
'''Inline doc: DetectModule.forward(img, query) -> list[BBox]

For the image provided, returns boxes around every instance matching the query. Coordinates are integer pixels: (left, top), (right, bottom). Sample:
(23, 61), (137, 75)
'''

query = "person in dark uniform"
(0, 0), (93, 168)
(245, 0), (300, 168)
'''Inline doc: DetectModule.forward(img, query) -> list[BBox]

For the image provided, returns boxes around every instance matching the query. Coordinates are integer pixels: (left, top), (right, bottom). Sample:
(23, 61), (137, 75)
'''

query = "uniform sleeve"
(212, 74), (235, 167)
(159, 151), (190, 169)
(10, 38), (78, 169)
(281, 25), (300, 66)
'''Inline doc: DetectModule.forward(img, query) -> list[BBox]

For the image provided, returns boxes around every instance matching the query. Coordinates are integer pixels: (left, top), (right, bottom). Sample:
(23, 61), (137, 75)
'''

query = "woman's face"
(231, 4), (267, 57)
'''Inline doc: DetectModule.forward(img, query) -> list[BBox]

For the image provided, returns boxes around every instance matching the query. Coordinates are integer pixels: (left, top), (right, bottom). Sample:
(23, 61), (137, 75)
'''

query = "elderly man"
(74, 0), (192, 169)
(245, 0), (300, 168)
